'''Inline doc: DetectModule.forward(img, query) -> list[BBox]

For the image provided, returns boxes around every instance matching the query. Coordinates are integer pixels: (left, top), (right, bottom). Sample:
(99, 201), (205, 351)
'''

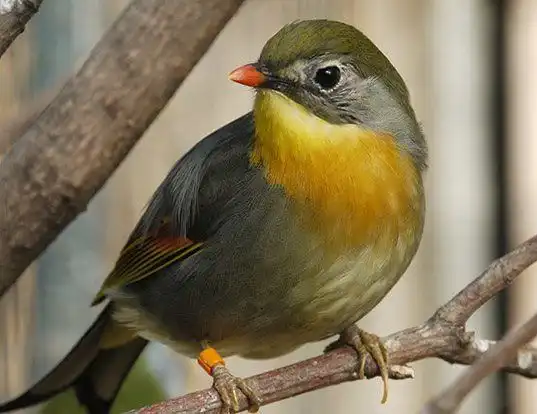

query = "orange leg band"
(198, 347), (225, 375)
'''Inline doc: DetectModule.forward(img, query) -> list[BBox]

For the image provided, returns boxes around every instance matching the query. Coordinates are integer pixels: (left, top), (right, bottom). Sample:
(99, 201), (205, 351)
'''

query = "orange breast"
(251, 90), (423, 251)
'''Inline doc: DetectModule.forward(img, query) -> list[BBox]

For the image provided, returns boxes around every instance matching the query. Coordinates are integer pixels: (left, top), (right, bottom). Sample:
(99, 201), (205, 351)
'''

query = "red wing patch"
(91, 235), (203, 306)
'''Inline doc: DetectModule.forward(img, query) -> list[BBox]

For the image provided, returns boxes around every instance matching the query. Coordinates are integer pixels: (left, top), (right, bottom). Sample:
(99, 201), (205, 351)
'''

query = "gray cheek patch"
(358, 79), (427, 170)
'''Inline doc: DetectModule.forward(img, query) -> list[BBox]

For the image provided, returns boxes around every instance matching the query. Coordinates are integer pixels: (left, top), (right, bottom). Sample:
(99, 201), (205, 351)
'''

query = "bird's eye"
(314, 66), (341, 89)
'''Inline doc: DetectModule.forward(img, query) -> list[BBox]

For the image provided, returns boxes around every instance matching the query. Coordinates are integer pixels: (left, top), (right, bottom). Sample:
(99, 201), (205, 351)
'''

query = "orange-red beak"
(228, 64), (267, 87)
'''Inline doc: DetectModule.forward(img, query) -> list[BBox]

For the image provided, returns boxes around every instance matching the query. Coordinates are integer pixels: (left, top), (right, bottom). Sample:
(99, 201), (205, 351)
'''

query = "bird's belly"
(219, 236), (417, 359)
(109, 223), (418, 359)
(289, 249), (406, 339)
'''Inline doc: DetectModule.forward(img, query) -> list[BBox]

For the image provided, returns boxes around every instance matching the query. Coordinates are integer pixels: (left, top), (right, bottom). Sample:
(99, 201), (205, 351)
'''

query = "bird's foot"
(212, 365), (261, 413)
(198, 347), (261, 413)
(326, 325), (390, 404)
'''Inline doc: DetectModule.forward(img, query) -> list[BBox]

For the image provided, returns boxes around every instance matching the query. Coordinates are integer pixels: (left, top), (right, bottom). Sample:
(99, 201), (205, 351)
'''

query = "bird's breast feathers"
(243, 90), (425, 341)
(251, 90), (424, 253)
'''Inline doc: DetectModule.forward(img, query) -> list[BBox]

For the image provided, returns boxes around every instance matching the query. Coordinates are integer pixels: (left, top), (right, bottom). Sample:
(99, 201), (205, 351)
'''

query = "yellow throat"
(251, 90), (423, 249)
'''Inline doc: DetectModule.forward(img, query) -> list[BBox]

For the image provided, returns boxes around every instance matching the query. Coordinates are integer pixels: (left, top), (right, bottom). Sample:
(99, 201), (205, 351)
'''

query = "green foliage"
(40, 358), (166, 414)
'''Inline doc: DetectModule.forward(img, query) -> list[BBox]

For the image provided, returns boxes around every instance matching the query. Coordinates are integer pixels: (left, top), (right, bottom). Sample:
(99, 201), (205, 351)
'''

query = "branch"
(128, 235), (537, 414)
(0, 0), (43, 58)
(0, 0), (246, 297)
(421, 311), (537, 414)
(0, 87), (58, 157)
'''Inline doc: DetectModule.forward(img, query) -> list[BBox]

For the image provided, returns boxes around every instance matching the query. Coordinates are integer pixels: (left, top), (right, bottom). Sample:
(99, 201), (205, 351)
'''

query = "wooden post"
(507, 0), (537, 412)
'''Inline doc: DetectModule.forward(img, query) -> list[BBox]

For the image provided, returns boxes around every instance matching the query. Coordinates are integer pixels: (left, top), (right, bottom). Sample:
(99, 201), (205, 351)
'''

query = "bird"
(0, 19), (427, 414)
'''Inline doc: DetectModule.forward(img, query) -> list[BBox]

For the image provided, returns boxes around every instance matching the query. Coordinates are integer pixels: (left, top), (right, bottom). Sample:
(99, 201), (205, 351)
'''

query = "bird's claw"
(212, 365), (261, 413)
(330, 326), (390, 404)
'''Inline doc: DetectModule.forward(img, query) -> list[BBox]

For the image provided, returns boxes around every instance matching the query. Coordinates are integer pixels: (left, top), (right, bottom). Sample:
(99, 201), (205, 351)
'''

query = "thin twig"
(128, 235), (537, 413)
(435, 234), (537, 325)
(421, 312), (537, 414)
(0, 0), (246, 298)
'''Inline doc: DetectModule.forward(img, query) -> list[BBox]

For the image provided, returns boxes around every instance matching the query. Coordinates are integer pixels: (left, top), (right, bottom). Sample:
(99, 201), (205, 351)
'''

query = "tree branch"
(433, 234), (537, 326)
(421, 311), (537, 414)
(0, 0), (43, 58)
(128, 235), (537, 414)
(0, 0), (246, 297)
(0, 87), (57, 157)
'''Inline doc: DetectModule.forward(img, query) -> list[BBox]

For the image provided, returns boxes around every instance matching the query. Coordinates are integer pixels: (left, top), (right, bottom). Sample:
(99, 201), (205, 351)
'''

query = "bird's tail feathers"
(0, 304), (147, 414)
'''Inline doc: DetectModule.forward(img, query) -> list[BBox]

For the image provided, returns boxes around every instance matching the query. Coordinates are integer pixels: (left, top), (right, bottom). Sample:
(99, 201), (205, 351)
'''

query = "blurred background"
(0, 0), (535, 412)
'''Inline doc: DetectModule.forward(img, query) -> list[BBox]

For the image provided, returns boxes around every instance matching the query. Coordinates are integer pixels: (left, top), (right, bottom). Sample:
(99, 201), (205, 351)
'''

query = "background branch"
(421, 311), (537, 414)
(0, 0), (43, 58)
(0, 0), (246, 297)
(0, 87), (57, 157)
(128, 235), (537, 414)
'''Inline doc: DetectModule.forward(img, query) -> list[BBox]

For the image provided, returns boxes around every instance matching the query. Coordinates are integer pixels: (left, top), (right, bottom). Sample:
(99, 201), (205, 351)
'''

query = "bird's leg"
(198, 343), (261, 413)
(325, 325), (389, 404)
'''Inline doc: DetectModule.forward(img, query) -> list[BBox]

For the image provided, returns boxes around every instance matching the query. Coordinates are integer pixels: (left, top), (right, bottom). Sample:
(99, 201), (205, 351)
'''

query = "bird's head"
(229, 19), (427, 170)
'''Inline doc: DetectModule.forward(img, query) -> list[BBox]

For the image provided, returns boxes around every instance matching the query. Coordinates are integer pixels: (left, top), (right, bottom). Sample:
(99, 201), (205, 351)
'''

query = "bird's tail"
(0, 304), (148, 414)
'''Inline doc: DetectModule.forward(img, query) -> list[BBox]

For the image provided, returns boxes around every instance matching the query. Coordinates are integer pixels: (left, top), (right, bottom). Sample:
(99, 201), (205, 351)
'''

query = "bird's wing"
(92, 112), (256, 306)
(91, 222), (204, 306)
